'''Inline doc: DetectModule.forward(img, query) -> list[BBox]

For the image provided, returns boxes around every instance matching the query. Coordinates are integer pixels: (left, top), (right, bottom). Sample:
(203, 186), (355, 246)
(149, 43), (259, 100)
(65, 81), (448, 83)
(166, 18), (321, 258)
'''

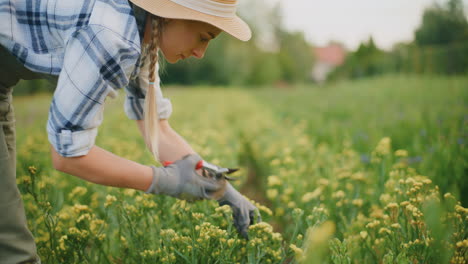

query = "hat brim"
(129, 0), (251, 41)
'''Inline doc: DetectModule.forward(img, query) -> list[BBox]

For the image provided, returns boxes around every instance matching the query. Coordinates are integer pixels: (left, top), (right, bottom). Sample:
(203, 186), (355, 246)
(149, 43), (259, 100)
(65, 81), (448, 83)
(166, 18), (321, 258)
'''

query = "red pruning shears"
(163, 159), (239, 181)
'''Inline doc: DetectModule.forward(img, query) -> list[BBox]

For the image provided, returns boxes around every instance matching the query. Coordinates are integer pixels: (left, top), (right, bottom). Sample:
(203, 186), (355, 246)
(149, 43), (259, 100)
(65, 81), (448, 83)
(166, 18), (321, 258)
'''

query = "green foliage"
(330, 0), (468, 80)
(162, 1), (313, 86)
(12, 79), (55, 96)
(13, 76), (468, 263)
(330, 37), (387, 80)
(15, 76), (468, 264)
(162, 31), (313, 86)
(415, 0), (468, 46)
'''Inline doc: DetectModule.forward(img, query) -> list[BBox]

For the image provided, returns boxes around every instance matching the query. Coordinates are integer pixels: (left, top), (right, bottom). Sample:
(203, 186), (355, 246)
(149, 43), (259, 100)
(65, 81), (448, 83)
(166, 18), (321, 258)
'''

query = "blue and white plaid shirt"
(0, 0), (172, 157)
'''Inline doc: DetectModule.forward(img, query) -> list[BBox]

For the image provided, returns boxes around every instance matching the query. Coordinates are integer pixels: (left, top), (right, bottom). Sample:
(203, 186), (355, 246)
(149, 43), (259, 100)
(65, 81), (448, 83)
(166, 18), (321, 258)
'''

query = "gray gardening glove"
(218, 182), (262, 240)
(145, 154), (224, 201)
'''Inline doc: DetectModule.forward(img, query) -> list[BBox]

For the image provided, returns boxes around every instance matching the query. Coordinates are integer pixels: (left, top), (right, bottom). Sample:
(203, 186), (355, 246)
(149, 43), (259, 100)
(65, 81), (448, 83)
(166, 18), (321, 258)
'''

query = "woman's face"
(152, 19), (222, 63)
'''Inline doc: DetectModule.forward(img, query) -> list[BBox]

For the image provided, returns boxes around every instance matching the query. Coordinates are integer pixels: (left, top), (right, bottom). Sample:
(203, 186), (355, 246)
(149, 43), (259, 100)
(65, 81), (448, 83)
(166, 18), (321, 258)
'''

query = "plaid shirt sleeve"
(124, 53), (173, 120)
(47, 25), (140, 157)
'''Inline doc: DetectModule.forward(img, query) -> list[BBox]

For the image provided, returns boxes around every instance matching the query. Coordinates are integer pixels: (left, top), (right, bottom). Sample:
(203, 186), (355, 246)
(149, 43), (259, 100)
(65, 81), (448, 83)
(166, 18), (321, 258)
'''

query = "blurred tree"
(330, 0), (468, 80)
(413, 0), (468, 74)
(415, 0), (468, 46)
(162, 0), (313, 87)
(277, 31), (314, 83)
(271, 3), (313, 83)
(329, 37), (386, 80)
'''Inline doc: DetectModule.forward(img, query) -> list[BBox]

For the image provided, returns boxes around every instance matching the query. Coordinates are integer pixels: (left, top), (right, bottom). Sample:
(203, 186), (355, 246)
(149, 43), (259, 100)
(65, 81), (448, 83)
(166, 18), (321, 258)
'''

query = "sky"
(274, 0), (468, 51)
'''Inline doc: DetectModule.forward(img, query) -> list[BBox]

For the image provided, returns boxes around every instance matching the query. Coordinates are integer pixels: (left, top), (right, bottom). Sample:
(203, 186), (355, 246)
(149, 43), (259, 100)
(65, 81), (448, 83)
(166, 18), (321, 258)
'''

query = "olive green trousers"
(0, 45), (43, 264)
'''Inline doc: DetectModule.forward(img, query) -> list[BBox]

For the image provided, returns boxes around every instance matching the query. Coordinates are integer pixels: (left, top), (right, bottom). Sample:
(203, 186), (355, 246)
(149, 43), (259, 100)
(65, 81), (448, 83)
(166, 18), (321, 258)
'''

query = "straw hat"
(129, 0), (251, 41)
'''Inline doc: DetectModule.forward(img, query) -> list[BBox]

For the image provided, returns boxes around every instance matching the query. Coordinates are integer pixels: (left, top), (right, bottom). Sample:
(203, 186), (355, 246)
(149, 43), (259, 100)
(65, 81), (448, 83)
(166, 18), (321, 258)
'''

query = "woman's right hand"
(145, 154), (226, 201)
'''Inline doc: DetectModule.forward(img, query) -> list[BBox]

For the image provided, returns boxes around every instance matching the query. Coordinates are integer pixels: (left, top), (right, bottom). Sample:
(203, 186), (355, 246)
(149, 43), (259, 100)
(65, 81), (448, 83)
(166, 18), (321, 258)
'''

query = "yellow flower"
(455, 205), (468, 214)
(267, 175), (282, 187)
(72, 204), (90, 214)
(215, 205), (232, 214)
(302, 188), (322, 203)
(360, 231), (368, 239)
(317, 178), (330, 186)
(312, 207), (328, 215)
(270, 159), (281, 166)
(140, 250), (156, 257)
(19, 176), (32, 185)
(68, 227), (88, 238)
(141, 199), (157, 209)
(352, 199), (363, 207)
(68, 186), (87, 199)
(227, 238), (236, 247)
(378, 228), (392, 235)
(284, 187), (294, 195)
(124, 204), (138, 214)
(192, 212), (205, 220)
(332, 190), (345, 199)
(456, 239), (468, 248)
(444, 193), (455, 199)
(284, 155), (295, 164)
(77, 213), (91, 223)
(58, 211), (71, 220)
(105, 195), (117, 208)
(123, 189), (136, 197)
(394, 149), (408, 157)
(351, 172), (365, 181)
(422, 179), (432, 185)
(267, 189), (278, 200)
(257, 204), (273, 216)
(272, 232), (282, 241)
(400, 201), (410, 207)
(375, 137), (391, 156)
(379, 194), (391, 204)
(28, 166), (37, 175)
(289, 244), (303, 259)
(292, 208), (304, 219)
(370, 207), (384, 218)
(375, 238), (384, 245)
(59, 235), (67, 251)
(385, 202), (399, 210)
(302, 221), (335, 261)
(90, 219), (105, 232)
(249, 222), (273, 234)
(366, 220), (380, 229)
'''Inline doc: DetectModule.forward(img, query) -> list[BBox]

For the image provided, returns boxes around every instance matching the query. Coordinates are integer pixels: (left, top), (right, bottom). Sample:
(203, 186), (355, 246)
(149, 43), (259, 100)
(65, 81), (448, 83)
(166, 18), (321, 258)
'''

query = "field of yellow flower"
(14, 75), (467, 263)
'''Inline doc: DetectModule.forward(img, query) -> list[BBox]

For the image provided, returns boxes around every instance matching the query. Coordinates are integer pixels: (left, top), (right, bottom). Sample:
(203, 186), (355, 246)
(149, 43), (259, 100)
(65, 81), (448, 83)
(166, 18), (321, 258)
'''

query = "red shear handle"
(163, 160), (203, 170)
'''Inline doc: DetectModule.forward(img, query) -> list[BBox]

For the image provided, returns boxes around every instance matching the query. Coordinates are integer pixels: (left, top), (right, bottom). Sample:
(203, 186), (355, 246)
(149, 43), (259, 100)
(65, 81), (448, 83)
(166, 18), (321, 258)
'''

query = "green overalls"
(0, 44), (46, 264)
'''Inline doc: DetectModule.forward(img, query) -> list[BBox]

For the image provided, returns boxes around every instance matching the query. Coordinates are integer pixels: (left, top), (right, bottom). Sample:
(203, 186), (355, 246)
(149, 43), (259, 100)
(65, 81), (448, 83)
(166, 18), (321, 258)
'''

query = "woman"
(0, 0), (259, 263)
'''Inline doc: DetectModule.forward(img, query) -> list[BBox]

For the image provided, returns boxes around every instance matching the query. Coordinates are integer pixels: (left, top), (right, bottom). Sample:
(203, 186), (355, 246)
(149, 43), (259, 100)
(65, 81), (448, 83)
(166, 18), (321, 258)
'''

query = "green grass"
(252, 75), (468, 204)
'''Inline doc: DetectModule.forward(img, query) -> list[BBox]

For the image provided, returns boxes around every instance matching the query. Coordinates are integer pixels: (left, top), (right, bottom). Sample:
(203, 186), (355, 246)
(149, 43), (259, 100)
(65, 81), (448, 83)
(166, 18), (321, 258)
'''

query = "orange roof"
(313, 44), (346, 66)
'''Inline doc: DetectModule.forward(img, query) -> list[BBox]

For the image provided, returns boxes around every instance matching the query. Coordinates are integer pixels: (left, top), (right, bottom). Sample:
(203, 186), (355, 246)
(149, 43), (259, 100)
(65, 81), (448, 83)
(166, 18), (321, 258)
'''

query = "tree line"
(161, 2), (312, 86)
(329, 0), (468, 81)
(12, 0), (468, 94)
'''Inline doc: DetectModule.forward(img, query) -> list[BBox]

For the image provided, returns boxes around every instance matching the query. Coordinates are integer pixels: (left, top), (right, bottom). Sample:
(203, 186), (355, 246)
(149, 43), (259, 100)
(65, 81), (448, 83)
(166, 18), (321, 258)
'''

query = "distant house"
(311, 44), (346, 83)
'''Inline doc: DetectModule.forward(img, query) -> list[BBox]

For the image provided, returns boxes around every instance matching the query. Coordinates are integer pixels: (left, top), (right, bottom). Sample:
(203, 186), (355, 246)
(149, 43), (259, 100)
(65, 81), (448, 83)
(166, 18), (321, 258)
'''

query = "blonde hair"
(144, 15), (164, 161)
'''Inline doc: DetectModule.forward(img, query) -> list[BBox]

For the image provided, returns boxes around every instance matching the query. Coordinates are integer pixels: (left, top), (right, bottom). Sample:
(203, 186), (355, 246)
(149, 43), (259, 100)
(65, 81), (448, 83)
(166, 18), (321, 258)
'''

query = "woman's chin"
(163, 54), (181, 64)
(159, 52), (179, 64)
(166, 57), (180, 64)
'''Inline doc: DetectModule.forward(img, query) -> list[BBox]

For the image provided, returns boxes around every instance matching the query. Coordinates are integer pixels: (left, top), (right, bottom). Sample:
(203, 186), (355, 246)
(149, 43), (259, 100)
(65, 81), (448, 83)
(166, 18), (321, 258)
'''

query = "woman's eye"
(200, 36), (209, 42)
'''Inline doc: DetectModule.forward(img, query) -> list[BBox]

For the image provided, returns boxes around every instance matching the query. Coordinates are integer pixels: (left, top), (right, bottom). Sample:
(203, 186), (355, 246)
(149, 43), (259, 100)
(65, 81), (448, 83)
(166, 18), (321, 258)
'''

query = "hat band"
(170, 0), (237, 18)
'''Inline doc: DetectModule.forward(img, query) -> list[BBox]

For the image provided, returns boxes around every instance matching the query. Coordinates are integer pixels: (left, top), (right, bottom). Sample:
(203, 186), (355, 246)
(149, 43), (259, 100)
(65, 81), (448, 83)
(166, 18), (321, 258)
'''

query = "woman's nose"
(192, 44), (208, 59)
